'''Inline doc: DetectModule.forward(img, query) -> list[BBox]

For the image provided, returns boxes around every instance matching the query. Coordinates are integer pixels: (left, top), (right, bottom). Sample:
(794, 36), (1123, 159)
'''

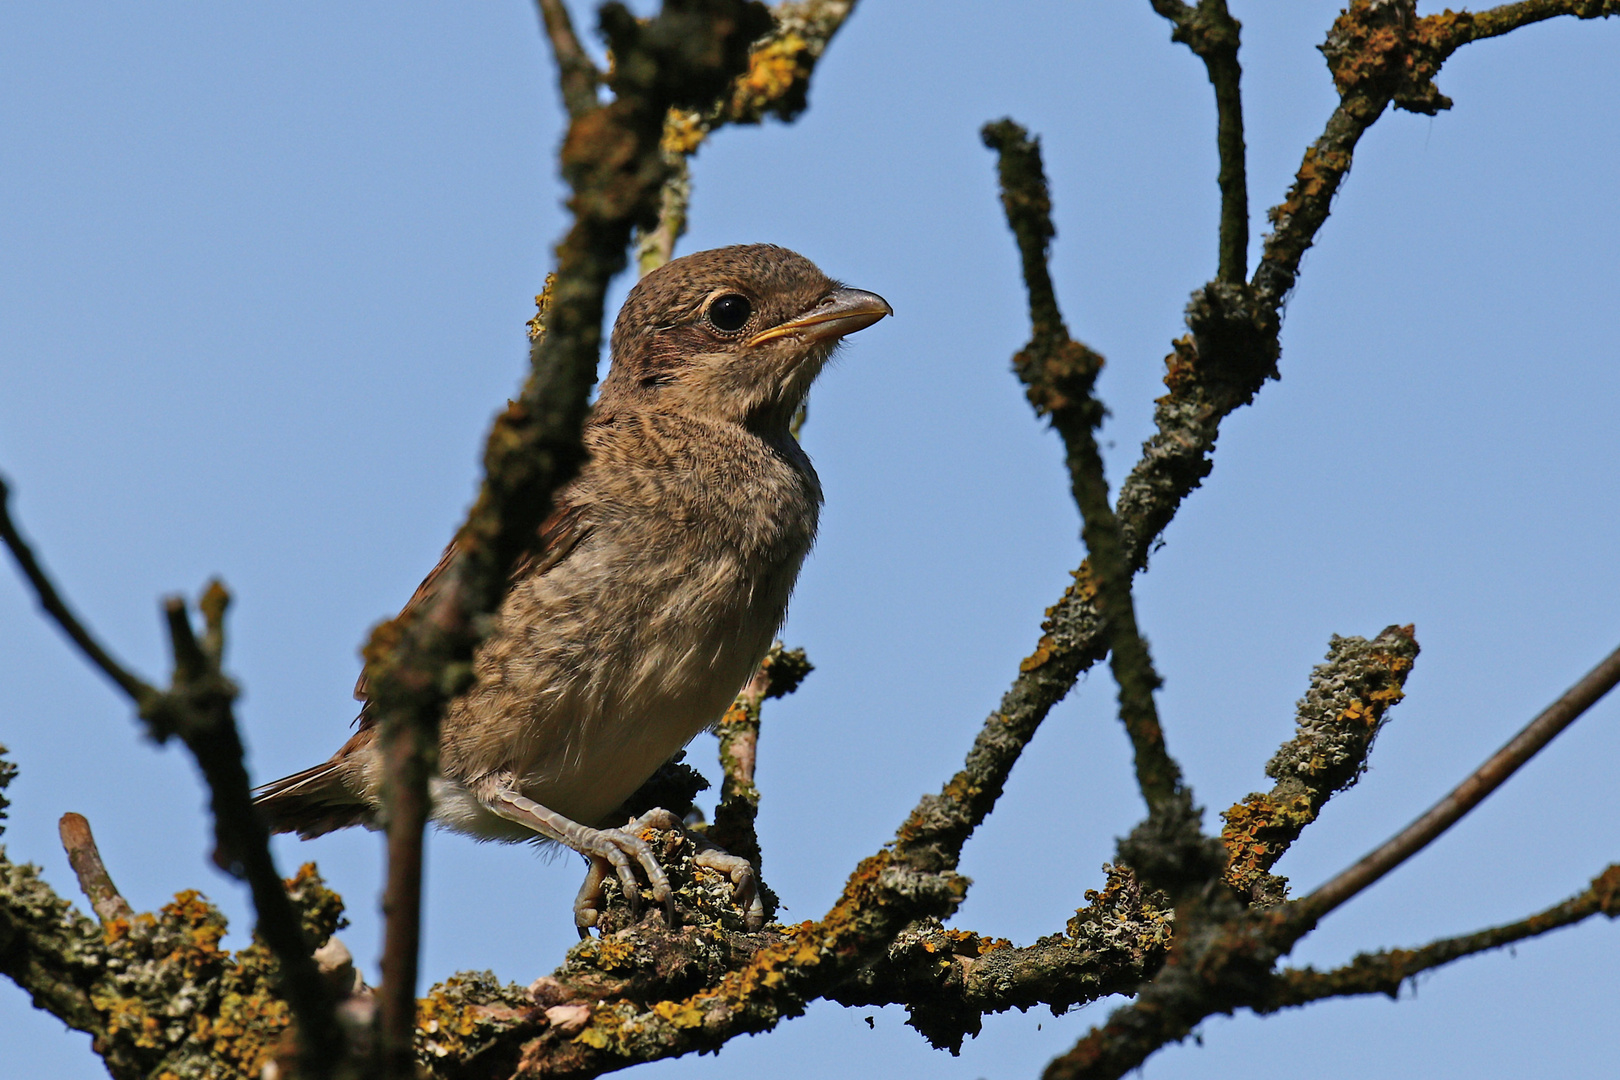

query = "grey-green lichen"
(1222, 625), (1420, 903)
(0, 816), (346, 1080)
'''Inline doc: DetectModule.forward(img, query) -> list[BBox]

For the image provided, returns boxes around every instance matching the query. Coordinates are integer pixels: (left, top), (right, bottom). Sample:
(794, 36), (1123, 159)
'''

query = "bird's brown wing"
(350, 495), (594, 713)
(254, 497), (593, 836)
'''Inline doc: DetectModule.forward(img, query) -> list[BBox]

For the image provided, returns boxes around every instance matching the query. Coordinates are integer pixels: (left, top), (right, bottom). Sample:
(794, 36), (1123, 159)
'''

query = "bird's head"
(599, 244), (891, 432)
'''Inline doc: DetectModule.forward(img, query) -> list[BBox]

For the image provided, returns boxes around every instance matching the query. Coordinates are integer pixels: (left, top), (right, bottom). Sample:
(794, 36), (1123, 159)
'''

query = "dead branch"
(57, 813), (132, 925)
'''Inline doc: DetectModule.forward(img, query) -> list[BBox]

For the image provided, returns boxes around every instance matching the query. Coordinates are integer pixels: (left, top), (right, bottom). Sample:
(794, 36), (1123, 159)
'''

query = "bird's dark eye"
(707, 293), (752, 333)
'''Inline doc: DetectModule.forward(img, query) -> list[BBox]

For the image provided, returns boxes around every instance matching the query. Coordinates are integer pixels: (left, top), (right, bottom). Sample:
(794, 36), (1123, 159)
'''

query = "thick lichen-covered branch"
(2, 752), (349, 1080)
(1221, 626), (1419, 904)
(829, 865), (1174, 1054)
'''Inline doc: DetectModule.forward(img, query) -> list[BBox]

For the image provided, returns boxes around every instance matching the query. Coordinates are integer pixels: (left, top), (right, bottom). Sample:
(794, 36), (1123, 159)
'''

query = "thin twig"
(1151, 0), (1249, 282)
(57, 813), (133, 925)
(0, 477), (154, 704)
(710, 643), (812, 877)
(1298, 642), (1620, 923)
(1262, 864), (1620, 1010)
(980, 118), (1182, 817)
(150, 587), (346, 1076)
(535, 0), (601, 119)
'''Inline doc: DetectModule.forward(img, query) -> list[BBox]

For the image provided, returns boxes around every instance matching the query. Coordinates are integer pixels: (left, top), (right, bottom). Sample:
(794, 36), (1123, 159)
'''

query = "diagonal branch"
(1297, 641), (1620, 924)
(1221, 626), (1419, 904)
(980, 118), (1182, 819)
(0, 477), (153, 704)
(1151, 0), (1249, 283)
(1261, 864), (1620, 1011)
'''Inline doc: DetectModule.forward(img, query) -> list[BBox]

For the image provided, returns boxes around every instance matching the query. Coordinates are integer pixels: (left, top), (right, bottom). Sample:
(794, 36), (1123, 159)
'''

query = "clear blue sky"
(2, 3), (1617, 1077)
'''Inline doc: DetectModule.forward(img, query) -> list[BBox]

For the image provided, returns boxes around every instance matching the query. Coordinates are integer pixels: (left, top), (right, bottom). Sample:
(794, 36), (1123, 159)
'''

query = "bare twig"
(709, 643), (812, 878)
(1263, 864), (1620, 1011)
(148, 587), (346, 1076)
(56, 813), (132, 925)
(1299, 642), (1620, 924)
(0, 477), (153, 704)
(1151, 0), (1249, 282)
(535, 0), (601, 119)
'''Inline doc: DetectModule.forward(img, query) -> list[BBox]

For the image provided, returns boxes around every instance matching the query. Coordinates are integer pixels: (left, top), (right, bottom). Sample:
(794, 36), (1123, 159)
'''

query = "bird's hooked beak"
(747, 287), (893, 347)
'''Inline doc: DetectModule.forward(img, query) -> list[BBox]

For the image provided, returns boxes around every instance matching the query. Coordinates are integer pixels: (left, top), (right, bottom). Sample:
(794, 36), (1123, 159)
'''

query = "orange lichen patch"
(1160, 335), (1200, 394)
(1020, 639), (1055, 673)
(1039, 563), (1099, 637)
(921, 928), (1013, 959)
(1320, 1), (1472, 115)
(660, 108), (708, 157)
(588, 935), (639, 973)
(729, 33), (812, 119)
(526, 273), (556, 343)
(1220, 791), (1317, 888)
(416, 971), (531, 1061)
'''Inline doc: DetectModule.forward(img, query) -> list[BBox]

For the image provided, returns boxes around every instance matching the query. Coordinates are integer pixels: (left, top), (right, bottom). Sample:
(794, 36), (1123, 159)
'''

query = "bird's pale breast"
(431, 411), (820, 837)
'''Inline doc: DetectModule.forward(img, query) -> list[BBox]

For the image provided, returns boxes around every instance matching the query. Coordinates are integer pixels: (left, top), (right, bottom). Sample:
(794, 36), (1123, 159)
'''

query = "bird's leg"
(629, 807), (765, 932)
(483, 785), (674, 931)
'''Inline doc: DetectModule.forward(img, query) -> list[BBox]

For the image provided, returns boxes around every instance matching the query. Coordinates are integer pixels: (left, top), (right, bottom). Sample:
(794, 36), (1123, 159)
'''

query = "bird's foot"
(629, 808), (765, 932)
(567, 819), (676, 934)
(484, 786), (677, 934)
(575, 808), (765, 934)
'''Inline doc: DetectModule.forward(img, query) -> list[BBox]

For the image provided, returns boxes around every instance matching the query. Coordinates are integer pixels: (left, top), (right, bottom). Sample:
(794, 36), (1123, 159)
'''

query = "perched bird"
(253, 244), (890, 930)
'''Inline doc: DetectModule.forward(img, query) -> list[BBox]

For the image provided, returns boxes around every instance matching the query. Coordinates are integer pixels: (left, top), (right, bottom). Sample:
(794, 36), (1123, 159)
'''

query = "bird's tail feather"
(253, 760), (371, 839)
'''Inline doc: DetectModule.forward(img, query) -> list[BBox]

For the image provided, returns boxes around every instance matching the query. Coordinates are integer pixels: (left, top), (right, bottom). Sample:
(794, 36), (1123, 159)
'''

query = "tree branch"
(1260, 864), (1620, 1011)
(709, 643), (812, 889)
(0, 477), (153, 705)
(147, 586), (346, 1075)
(57, 813), (132, 925)
(636, 0), (862, 273)
(0, 481), (345, 1072)
(979, 119), (1184, 830)
(1151, 0), (1249, 283)
(1297, 641), (1620, 924)
(3, 794), (353, 1080)
(1221, 626), (1419, 904)
(536, 0), (602, 119)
